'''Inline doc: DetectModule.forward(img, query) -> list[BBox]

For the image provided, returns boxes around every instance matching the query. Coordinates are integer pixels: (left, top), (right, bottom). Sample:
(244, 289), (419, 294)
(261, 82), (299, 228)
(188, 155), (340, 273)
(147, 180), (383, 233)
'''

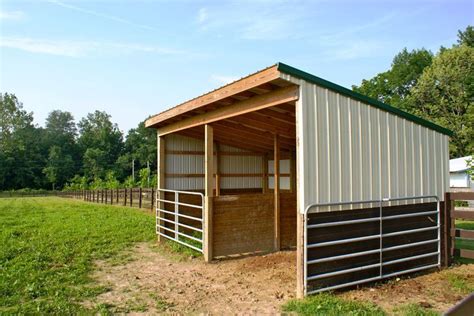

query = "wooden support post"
(274, 134), (281, 251)
(262, 153), (269, 193)
(130, 188), (133, 207)
(105, 189), (108, 204)
(124, 188), (127, 206)
(157, 134), (166, 242)
(204, 124), (214, 262)
(215, 143), (221, 197)
(116, 188), (119, 204)
(290, 150), (296, 193)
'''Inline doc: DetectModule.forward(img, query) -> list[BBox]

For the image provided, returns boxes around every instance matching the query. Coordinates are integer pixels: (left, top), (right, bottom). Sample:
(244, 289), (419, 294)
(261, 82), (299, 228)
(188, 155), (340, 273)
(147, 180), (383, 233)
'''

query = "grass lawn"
(455, 220), (474, 264)
(0, 197), (155, 314)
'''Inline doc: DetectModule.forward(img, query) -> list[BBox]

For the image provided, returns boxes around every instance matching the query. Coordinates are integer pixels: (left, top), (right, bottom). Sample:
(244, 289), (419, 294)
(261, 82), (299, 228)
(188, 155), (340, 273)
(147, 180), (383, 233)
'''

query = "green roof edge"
(277, 62), (453, 137)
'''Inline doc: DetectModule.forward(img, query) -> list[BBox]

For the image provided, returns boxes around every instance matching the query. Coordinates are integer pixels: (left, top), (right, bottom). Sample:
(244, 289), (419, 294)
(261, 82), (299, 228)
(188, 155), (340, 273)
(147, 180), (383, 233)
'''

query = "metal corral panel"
(281, 74), (449, 213)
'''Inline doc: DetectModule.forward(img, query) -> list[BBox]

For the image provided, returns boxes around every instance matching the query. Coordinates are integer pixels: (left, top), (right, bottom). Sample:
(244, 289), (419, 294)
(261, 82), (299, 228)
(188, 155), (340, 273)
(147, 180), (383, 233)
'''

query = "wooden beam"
(157, 85), (299, 136)
(215, 143), (221, 197)
(226, 114), (296, 139)
(157, 134), (166, 242)
(290, 150), (296, 193)
(204, 124), (214, 262)
(274, 134), (280, 251)
(262, 153), (269, 193)
(146, 65), (280, 127)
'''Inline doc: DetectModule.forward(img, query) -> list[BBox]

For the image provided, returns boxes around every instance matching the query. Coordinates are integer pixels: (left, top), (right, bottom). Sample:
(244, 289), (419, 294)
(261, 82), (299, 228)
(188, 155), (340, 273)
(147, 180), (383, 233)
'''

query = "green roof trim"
(277, 62), (453, 137)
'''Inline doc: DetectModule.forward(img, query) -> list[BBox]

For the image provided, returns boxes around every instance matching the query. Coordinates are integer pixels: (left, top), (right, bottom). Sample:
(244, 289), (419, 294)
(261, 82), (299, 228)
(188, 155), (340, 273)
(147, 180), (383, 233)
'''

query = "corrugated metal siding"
(164, 134), (265, 190)
(283, 74), (449, 213)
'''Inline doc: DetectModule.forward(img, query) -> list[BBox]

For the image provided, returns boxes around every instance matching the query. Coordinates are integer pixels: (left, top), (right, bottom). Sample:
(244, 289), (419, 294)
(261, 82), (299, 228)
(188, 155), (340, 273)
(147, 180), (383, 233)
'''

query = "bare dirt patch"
(90, 243), (296, 314)
(341, 264), (474, 313)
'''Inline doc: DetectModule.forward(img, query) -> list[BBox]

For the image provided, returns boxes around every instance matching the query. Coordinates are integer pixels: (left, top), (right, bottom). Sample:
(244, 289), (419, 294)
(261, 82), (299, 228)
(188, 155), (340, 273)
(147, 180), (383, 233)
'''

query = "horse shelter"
(145, 63), (452, 298)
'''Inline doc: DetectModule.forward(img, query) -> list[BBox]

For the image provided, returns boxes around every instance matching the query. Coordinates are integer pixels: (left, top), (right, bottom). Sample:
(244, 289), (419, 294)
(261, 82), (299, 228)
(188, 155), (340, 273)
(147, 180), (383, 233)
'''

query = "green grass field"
(455, 220), (474, 264)
(0, 197), (155, 314)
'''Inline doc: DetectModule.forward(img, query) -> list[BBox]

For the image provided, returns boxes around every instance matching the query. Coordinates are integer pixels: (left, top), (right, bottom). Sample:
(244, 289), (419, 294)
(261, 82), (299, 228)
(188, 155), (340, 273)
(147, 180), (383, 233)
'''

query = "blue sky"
(0, 0), (472, 133)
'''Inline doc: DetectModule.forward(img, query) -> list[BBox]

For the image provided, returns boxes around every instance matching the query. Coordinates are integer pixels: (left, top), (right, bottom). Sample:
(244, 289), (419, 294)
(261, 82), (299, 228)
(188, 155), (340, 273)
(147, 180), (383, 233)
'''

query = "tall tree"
(457, 25), (474, 47)
(43, 146), (75, 190)
(0, 93), (45, 189)
(352, 48), (433, 111)
(77, 111), (123, 180)
(410, 45), (474, 157)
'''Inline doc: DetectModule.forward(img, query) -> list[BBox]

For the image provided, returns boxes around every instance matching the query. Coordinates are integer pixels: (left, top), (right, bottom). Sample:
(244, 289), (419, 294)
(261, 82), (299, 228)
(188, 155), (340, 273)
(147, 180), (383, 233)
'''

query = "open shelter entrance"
(146, 67), (299, 261)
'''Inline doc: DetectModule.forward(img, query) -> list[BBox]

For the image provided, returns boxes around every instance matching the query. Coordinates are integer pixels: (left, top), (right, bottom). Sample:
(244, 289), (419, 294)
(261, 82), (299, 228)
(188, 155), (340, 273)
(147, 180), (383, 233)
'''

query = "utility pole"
(132, 159), (135, 182)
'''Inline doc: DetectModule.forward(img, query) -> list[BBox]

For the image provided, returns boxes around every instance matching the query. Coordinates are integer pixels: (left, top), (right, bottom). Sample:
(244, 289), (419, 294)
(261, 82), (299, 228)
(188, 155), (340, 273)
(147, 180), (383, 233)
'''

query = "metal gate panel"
(304, 195), (440, 295)
(156, 188), (204, 253)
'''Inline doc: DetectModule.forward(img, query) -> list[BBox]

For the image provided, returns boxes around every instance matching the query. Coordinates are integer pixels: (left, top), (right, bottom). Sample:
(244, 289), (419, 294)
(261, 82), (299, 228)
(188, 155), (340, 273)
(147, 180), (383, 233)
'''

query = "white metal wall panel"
(282, 74), (450, 213)
(164, 134), (265, 191)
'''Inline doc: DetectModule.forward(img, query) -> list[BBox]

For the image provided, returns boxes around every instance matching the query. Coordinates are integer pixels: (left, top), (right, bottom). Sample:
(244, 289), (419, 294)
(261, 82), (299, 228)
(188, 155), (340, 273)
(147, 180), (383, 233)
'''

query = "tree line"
(1, 26), (472, 191)
(0, 101), (156, 191)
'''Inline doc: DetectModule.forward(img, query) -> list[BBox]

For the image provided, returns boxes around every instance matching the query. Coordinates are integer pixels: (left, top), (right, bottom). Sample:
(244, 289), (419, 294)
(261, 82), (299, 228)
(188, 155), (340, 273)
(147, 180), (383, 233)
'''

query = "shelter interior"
(147, 66), (299, 260)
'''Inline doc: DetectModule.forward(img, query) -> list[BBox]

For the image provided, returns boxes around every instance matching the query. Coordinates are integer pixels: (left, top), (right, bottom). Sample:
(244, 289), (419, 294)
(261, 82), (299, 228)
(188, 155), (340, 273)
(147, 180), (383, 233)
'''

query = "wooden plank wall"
(212, 192), (297, 258)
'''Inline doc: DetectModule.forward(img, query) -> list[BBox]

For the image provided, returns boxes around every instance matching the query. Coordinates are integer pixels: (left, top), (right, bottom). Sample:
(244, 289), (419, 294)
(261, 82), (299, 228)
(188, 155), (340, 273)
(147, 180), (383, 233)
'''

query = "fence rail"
(445, 191), (474, 262)
(60, 188), (157, 211)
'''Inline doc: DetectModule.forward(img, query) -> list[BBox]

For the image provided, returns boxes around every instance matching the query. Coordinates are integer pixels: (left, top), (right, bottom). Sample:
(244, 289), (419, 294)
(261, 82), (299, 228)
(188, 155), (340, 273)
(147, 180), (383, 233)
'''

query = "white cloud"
(47, 0), (157, 31)
(195, 4), (308, 40)
(0, 10), (25, 21)
(0, 37), (185, 57)
(197, 8), (208, 24)
(210, 74), (239, 85)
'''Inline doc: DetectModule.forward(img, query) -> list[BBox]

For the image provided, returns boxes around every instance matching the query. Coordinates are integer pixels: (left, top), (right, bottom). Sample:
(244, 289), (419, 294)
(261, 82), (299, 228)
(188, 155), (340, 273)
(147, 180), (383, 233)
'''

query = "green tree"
(410, 45), (474, 157)
(352, 48), (433, 111)
(458, 25), (474, 47)
(78, 111), (124, 179)
(119, 121), (156, 177)
(42, 146), (75, 190)
(0, 93), (45, 190)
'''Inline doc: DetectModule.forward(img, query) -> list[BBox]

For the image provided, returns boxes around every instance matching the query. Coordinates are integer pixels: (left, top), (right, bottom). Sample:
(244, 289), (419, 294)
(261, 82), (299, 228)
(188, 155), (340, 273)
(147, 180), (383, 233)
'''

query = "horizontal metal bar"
(307, 234), (380, 249)
(382, 225), (439, 238)
(159, 217), (203, 233)
(157, 224), (203, 243)
(382, 263), (439, 279)
(157, 208), (203, 222)
(308, 216), (379, 229)
(308, 263), (380, 281)
(383, 239), (439, 252)
(307, 249), (380, 265)
(383, 252), (439, 266)
(307, 262), (440, 295)
(382, 210), (437, 221)
(156, 188), (204, 197)
(307, 276), (382, 295)
(305, 195), (439, 215)
(387, 195), (438, 202)
(156, 198), (203, 209)
(156, 231), (203, 253)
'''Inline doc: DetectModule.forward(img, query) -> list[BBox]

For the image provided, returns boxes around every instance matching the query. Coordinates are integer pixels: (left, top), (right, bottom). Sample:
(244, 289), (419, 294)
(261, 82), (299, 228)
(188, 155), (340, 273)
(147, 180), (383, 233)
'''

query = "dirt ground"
(91, 243), (296, 314)
(89, 242), (473, 314)
(342, 264), (474, 313)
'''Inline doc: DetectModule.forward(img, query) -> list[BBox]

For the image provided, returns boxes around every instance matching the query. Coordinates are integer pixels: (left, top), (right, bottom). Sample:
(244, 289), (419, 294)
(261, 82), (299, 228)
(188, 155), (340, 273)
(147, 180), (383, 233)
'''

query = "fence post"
(130, 188), (133, 207)
(124, 188), (127, 206)
(444, 192), (453, 267)
(151, 188), (154, 211)
(139, 188), (142, 208)
(116, 188), (119, 204)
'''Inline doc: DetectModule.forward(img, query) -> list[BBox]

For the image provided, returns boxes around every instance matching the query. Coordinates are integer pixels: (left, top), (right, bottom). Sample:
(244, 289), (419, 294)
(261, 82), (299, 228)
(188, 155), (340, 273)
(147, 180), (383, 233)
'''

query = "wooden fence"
(60, 188), (156, 211)
(445, 191), (474, 262)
